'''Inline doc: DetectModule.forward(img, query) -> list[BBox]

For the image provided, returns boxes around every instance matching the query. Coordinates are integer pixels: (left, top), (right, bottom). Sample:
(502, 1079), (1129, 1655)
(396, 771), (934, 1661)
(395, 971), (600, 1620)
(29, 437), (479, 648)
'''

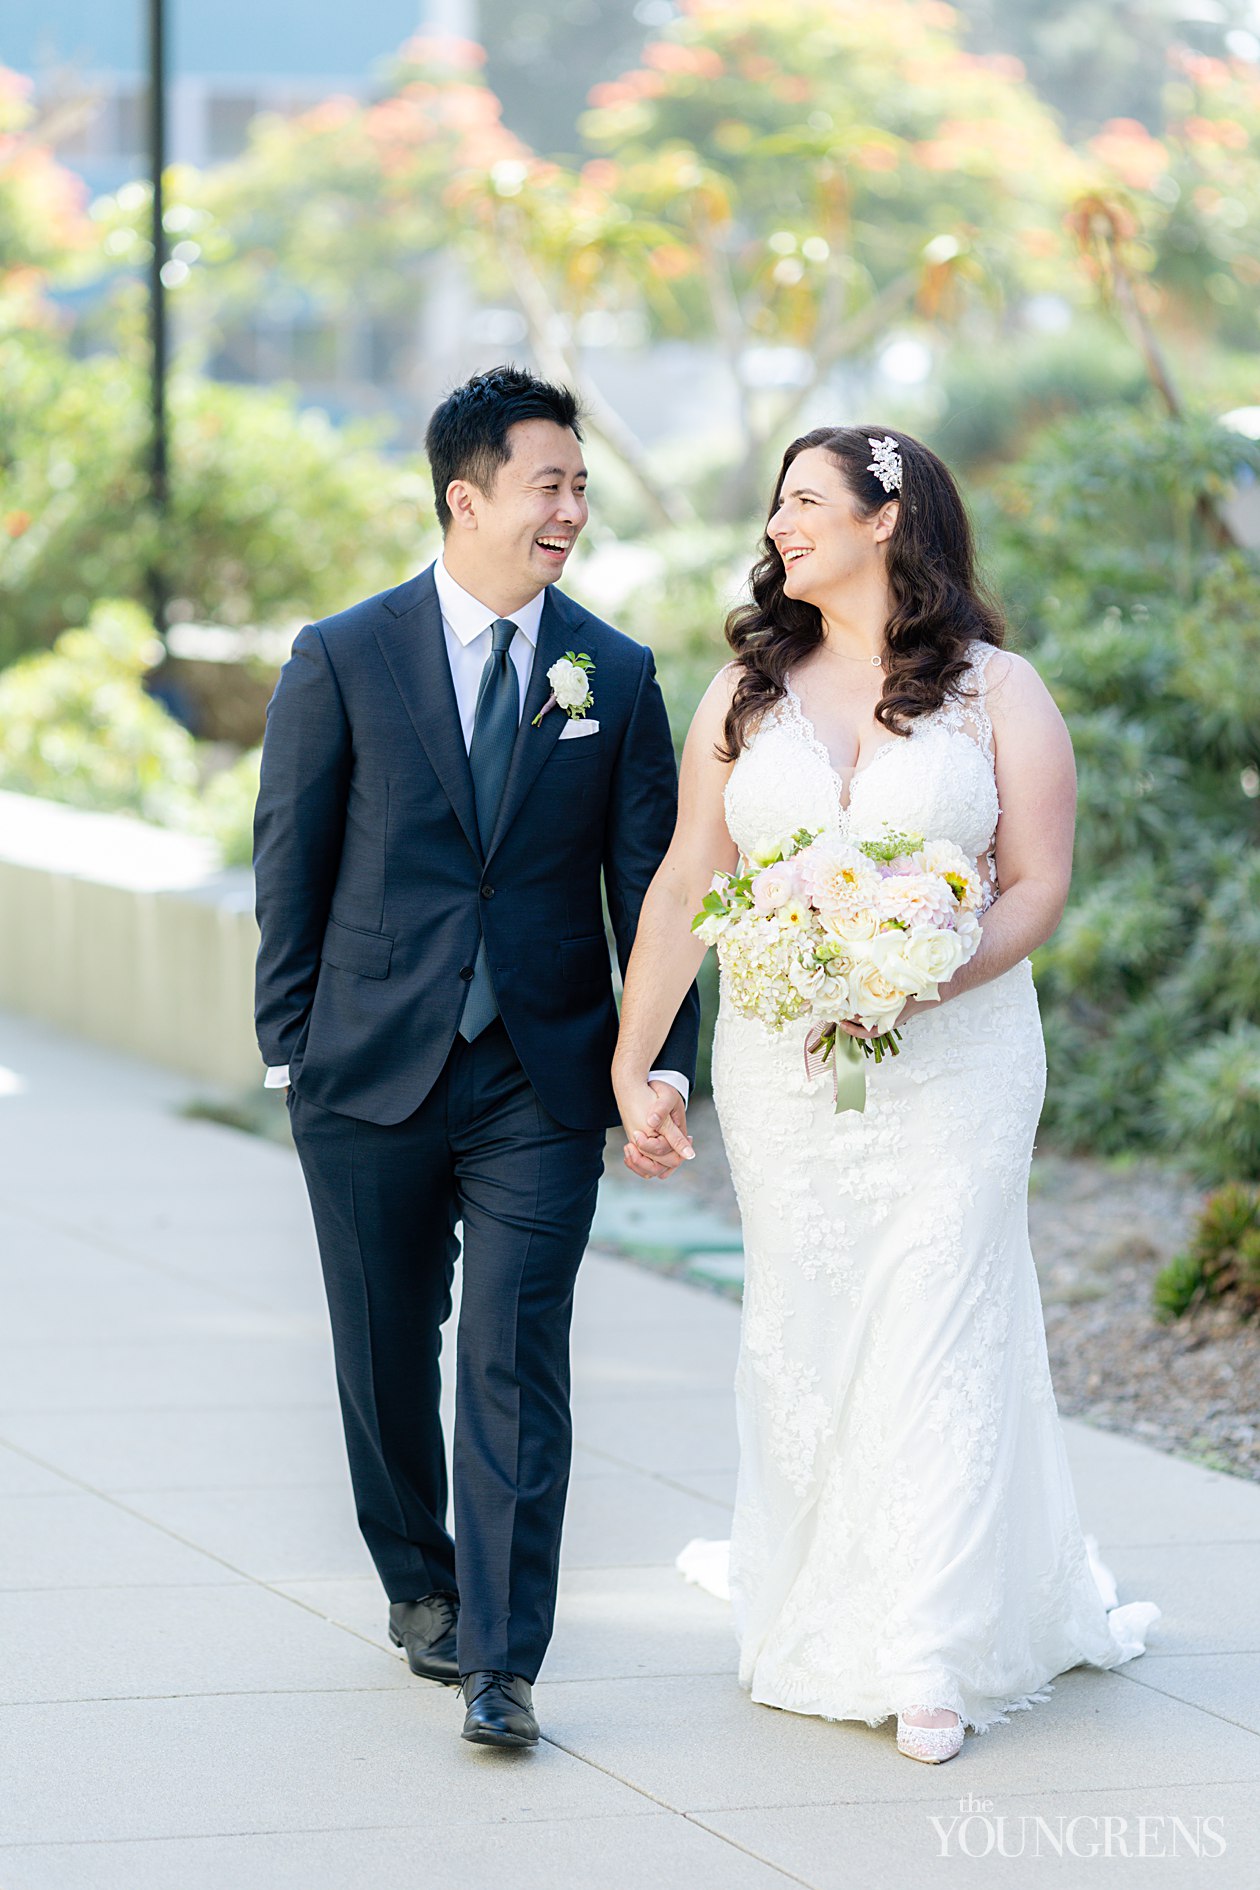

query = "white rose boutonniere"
(533, 650), (595, 726)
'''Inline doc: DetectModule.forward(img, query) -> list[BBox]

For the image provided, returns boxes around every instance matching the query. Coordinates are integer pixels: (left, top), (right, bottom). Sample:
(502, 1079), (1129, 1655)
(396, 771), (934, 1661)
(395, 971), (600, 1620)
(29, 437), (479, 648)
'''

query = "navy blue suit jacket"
(253, 563), (700, 1130)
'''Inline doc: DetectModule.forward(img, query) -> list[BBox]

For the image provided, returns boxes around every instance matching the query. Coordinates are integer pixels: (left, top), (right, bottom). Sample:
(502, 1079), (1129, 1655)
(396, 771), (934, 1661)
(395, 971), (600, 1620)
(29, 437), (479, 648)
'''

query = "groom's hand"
(623, 1081), (698, 1179)
(621, 1081), (694, 1182)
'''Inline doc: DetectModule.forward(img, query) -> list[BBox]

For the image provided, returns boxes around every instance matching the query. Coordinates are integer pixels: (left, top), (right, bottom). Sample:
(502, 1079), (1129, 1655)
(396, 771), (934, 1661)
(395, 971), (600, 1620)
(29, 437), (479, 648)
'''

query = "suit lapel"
(485, 587), (582, 862)
(373, 567), (482, 859)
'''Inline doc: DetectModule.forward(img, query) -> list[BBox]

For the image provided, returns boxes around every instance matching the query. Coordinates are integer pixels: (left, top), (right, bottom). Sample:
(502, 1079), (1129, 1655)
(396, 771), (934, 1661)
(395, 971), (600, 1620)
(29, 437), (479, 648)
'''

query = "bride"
(611, 424), (1158, 1764)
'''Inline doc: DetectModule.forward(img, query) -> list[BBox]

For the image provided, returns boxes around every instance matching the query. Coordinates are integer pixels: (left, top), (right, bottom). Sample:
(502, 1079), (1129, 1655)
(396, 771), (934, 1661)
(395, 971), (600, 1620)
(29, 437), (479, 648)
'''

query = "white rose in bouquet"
(848, 958), (910, 1035)
(750, 863), (798, 912)
(815, 955), (859, 1017)
(878, 923), (969, 995)
(819, 906), (881, 945)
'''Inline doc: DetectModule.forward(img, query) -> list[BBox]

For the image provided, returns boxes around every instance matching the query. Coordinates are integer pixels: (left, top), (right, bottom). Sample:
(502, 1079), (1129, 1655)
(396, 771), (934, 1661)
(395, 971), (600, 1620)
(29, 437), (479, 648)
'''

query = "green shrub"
(199, 746), (262, 867)
(1171, 556), (1260, 765)
(1039, 991), (1193, 1156)
(1158, 1023), (1260, 1183)
(1068, 708), (1188, 877)
(1154, 1182), (1260, 1322)
(1176, 852), (1260, 1032)
(933, 323), (1148, 471)
(0, 339), (432, 663)
(976, 406), (1260, 1176)
(988, 406), (1260, 632)
(0, 597), (260, 866)
(1032, 605), (1184, 740)
(1152, 1249), (1212, 1322)
(0, 599), (200, 825)
(1035, 863), (1190, 1009)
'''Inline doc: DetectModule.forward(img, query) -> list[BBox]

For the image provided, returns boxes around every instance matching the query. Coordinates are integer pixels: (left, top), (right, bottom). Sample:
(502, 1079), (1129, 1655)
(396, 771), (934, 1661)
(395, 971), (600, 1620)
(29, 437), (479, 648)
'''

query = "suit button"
(481, 884), (495, 898)
(459, 965), (475, 981)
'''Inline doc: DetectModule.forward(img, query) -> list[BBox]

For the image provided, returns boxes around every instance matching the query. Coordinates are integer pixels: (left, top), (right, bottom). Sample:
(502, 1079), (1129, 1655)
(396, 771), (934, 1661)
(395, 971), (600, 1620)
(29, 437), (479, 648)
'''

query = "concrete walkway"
(1, 1010), (1259, 1888)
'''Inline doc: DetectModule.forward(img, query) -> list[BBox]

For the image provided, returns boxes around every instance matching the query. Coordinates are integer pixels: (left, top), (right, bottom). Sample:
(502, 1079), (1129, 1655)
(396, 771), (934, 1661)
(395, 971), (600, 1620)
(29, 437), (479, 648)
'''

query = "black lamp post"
(147, 0), (168, 633)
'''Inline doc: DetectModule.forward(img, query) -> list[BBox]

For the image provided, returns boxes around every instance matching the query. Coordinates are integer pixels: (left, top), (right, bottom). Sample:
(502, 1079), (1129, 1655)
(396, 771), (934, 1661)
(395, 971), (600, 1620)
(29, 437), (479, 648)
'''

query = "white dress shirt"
(265, 554), (689, 1106)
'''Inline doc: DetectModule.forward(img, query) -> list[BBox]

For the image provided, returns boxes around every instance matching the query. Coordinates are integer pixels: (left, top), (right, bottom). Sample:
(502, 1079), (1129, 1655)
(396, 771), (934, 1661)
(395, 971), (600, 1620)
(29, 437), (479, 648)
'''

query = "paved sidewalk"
(1, 1010), (1258, 1888)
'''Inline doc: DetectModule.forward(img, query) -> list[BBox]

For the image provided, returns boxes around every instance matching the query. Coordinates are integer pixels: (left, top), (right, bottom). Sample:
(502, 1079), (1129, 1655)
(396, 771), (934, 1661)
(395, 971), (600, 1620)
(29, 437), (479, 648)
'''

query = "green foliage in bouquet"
(1154, 1182), (1260, 1323)
(1005, 406), (1260, 1188)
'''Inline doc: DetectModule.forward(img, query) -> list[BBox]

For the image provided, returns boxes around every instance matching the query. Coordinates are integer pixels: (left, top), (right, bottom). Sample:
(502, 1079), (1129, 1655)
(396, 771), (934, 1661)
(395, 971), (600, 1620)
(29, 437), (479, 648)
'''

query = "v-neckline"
(783, 680), (903, 815)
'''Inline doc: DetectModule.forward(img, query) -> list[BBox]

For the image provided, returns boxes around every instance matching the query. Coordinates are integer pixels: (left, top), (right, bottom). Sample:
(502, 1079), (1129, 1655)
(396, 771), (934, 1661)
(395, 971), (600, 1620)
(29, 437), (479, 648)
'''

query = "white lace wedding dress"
(681, 643), (1158, 1736)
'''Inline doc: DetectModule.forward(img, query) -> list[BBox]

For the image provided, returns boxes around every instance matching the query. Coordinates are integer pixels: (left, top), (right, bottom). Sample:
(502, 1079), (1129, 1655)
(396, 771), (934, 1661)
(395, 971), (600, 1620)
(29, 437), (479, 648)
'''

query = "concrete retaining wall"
(0, 791), (262, 1089)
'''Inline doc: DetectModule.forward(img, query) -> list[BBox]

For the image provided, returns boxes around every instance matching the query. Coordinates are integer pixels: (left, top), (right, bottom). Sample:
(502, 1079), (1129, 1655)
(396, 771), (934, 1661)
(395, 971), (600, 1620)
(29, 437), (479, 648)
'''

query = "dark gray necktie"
(458, 617), (519, 1042)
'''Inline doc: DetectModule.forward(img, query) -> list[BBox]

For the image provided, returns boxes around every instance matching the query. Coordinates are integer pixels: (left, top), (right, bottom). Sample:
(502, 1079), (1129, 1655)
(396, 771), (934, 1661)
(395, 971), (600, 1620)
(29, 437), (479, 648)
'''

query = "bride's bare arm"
(614, 667), (739, 1174)
(927, 650), (1076, 1007)
(942, 650), (1076, 997)
(843, 650), (1074, 1037)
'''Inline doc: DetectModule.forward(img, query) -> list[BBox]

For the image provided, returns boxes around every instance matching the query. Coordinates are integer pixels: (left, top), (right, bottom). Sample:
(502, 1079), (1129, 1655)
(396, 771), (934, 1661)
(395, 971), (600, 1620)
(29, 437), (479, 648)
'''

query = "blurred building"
(1, 2), (756, 457)
(3, 3), (470, 195)
(3, 2), (485, 431)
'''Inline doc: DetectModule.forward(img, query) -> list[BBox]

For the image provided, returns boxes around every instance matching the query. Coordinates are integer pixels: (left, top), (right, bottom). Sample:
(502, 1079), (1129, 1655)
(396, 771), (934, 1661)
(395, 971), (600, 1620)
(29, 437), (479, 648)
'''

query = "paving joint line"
(1, 1198), (283, 1317)
(1114, 1664), (1260, 1739)
(0, 1808), (671, 1852)
(537, 1733), (812, 1886)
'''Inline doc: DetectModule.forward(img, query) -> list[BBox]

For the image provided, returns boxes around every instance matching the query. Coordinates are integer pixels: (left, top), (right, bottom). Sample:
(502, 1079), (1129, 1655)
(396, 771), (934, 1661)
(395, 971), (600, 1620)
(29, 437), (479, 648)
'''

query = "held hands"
(614, 1076), (695, 1182)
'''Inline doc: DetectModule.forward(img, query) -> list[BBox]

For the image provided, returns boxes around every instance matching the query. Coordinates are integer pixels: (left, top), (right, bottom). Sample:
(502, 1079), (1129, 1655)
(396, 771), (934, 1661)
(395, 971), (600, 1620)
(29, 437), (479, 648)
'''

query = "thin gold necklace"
(826, 646), (885, 669)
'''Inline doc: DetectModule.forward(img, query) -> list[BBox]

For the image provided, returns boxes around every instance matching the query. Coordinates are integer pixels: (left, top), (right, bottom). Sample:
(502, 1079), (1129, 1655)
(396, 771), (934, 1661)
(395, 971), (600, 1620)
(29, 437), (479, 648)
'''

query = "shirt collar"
(433, 553), (545, 650)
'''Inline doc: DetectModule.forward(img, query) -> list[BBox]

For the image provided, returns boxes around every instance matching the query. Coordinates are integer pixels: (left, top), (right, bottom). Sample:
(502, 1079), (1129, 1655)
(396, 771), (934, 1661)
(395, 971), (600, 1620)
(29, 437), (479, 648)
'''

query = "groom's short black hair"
(426, 364), (584, 532)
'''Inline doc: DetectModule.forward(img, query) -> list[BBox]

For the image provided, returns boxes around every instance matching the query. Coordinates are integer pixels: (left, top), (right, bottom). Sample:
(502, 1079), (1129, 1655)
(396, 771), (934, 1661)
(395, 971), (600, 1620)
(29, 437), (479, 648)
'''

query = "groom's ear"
(446, 479), (481, 532)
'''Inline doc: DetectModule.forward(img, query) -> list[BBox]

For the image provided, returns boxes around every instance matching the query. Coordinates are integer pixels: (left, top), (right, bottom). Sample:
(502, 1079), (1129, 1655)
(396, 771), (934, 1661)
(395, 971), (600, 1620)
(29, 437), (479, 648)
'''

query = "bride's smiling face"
(767, 446), (896, 603)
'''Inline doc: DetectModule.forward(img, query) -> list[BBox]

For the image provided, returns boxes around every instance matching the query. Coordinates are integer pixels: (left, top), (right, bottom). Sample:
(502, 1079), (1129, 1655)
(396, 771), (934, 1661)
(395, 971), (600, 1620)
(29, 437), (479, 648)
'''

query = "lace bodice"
(723, 643), (1001, 906)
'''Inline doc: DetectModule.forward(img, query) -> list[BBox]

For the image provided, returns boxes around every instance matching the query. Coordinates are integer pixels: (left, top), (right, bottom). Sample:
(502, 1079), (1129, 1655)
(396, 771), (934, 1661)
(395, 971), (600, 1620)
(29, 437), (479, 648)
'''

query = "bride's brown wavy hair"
(720, 425), (1005, 761)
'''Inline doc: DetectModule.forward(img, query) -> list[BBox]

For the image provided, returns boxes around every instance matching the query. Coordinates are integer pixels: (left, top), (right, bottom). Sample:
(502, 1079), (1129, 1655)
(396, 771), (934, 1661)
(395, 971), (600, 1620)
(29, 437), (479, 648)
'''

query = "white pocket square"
(558, 717), (600, 740)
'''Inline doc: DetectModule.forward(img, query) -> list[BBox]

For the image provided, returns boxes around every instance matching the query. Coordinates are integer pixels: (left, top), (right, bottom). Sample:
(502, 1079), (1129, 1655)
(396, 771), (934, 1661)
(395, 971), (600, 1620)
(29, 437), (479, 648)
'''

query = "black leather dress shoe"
(459, 1670), (539, 1747)
(388, 1593), (460, 1684)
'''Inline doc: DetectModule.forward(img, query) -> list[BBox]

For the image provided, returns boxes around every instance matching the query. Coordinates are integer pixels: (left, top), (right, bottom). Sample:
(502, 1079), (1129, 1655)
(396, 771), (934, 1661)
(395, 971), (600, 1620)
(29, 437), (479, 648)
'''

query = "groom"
(253, 365), (700, 1749)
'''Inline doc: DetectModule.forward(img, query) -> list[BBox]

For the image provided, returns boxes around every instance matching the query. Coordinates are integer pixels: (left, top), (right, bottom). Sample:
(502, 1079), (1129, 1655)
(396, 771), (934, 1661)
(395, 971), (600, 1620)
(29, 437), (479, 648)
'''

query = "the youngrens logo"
(930, 1796), (1227, 1859)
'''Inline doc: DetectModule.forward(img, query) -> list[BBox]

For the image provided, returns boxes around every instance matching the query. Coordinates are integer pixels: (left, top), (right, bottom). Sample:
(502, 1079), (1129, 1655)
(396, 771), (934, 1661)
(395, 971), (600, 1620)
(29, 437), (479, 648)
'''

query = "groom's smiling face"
(444, 419), (589, 609)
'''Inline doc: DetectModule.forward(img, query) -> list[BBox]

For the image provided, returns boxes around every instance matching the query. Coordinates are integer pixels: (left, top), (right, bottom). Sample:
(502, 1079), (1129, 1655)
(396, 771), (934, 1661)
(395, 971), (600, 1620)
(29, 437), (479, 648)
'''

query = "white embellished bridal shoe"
(896, 1706), (965, 1764)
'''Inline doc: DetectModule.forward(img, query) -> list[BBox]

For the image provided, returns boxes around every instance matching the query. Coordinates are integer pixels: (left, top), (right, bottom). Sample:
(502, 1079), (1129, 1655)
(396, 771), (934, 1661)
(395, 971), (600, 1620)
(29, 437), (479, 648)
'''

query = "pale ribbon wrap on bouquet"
(803, 1021), (870, 1113)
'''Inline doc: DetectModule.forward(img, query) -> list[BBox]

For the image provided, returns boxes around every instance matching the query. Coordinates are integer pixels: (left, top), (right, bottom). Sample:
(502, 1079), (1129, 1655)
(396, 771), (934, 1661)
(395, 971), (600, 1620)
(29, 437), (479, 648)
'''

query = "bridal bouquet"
(692, 826), (984, 1111)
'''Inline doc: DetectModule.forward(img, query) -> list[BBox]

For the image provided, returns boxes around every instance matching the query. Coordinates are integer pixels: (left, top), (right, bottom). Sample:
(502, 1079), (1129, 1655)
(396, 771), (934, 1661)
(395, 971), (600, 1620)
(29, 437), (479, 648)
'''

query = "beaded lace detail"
(703, 640), (1159, 1737)
(896, 1711), (966, 1762)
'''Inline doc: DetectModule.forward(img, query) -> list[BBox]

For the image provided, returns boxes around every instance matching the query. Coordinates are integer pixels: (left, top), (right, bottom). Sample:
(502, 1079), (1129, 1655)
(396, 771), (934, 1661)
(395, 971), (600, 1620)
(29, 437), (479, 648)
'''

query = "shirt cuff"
(267, 1061), (686, 1104)
(647, 1069), (690, 1108)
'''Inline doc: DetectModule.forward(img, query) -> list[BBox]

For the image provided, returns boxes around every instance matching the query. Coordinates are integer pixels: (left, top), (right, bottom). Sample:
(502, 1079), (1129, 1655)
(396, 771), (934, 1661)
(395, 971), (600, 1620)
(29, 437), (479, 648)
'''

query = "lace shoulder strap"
(934, 640), (998, 764)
